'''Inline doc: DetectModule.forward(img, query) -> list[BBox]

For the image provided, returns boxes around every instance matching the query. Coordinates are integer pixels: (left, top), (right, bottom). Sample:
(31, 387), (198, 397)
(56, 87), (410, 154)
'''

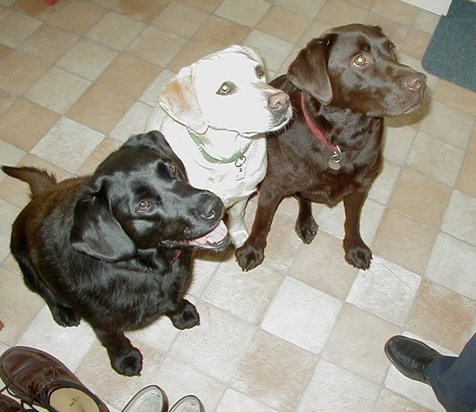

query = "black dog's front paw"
(111, 347), (143, 377)
(169, 300), (200, 330)
(50, 304), (81, 327)
(344, 240), (372, 270)
(235, 243), (265, 271)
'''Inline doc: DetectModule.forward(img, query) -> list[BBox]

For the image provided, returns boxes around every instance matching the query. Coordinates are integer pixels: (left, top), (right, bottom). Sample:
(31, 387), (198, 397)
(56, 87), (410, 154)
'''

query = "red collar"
(300, 92), (342, 159)
(170, 250), (182, 264)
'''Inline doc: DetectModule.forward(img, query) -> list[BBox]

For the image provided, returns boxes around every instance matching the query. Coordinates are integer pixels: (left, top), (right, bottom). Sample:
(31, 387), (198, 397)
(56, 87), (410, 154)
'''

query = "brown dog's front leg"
(235, 186), (283, 271)
(343, 190), (372, 270)
(94, 328), (143, 377)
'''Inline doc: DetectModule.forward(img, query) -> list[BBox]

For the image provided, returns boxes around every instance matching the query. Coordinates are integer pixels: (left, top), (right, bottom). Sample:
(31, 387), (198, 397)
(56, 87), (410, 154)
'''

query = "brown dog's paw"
(344, 244), (372, 270)
(235, 244), (265, 271)
(295, 218), (319, 244)
(111, 347), (143, 377)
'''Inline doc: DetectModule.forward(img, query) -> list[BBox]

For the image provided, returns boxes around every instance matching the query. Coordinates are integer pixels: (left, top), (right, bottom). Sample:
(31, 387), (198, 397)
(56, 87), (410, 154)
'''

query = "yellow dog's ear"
(158, 65), (208, 135)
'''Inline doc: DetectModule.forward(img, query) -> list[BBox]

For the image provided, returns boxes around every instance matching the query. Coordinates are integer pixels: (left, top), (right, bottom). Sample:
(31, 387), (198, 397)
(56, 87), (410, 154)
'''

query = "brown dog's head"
(288, 24), (427, 116)
(70, 131), (230, 262)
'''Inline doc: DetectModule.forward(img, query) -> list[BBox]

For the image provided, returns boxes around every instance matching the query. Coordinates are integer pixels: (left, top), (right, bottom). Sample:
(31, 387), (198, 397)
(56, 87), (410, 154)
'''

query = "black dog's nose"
(405, 73), (426, 91)
(268, 91), (290, 111)
(198, 193), (223, 220)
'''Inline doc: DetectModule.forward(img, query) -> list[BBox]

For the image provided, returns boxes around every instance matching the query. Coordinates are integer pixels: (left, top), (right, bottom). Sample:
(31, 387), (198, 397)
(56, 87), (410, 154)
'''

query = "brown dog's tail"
(2, 166), (57, 197)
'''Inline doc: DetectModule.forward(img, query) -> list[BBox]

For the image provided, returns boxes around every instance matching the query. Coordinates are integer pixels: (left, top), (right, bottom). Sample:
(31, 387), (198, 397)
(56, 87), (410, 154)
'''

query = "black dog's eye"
(255, 65), (265, 78)
(353, 55), (367, 67)
(217, 82), (234, 95)
(138, 200), (151, 212)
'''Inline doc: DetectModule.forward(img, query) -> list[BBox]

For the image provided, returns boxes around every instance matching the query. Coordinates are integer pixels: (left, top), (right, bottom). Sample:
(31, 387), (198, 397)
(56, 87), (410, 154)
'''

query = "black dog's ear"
(288, 37), (333, 104)
(70, 177), (136, 262)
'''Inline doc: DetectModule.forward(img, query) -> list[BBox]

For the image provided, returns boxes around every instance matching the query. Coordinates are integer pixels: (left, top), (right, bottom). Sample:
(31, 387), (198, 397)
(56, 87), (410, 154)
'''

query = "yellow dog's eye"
(255, 65), (264, 78)
(217, 82), (233, 95)
(353, 55), (367, 67)
(138, 200), (151, 212)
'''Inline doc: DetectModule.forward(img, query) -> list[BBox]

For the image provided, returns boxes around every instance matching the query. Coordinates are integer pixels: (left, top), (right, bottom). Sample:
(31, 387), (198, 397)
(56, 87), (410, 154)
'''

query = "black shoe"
(385, 335), (441, 384)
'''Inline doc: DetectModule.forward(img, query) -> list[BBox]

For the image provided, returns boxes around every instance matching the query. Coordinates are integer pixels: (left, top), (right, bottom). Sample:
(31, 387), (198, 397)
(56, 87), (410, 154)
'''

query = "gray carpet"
(422, 0), (476, 92)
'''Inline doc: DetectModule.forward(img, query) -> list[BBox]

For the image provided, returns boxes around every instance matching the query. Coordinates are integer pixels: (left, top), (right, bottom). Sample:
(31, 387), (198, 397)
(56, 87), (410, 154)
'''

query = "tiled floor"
(0, 0), (475, 411)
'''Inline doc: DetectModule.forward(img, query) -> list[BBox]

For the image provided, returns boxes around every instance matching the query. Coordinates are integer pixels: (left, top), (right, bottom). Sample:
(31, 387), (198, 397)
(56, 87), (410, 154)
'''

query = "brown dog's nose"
(405, 73), (426, 91)
(268, 91), (290, 111)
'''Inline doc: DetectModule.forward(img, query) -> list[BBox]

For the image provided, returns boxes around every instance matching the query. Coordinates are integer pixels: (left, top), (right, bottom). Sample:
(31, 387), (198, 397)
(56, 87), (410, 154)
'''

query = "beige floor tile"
(140, 69), (175, 106)
(216, 389), (277, 412)
(0, 198), (21, 261)
(316, 0), (369, 27)
(67, 84), (134, 135)
(87, 11), (146, 51)
(400, 27), (431, 60)
(420, 100), (474, 150)
(0, 51), (49, 95)
(0, 267), (45, 345)
(109, 102), (153, 142)
(169, 301), (257, 383)
(48, 0), (107, 35)
(288, 231), (358, 300)
(192, 15), (252, 51)
(432, 78), (476, 117)
(57, 38), (118, 81)
(442, 190), (476, 246)
(372, 0), (419, 26)
(204, 255), (283, 324)
(184, 250), (224, 298)
(0, 141), (25, 174)
(18, 23), (79, 64)
(389, 168), (452, 227)
(179, 0), (222, 13)
(128, 26), (187, 68)
(0, 44), (11, 59)
(167, 40), (219, 73)
(365, 13), (409, 50)
(262, 277), (342, 354)
(298, 360), (381, 412)
(256, 5), (311, 43)
(97, 53), (161, 99)
(372, 209), (437, 275)
(274, 0), (326, 17)
(376, 389), (434, 412)
(16, 153), (72, 182)
(347, 256), (421, 325)
(406, 131), (465, 187)
(25, 67), (92, 114)
(153, 356), (226, 411)
(0, 98), (59, 151)
(323, 304), (400, 384)
(216, 0), (271, 28)
(76, 137), (122, 176)
(456, 151), (476, 197)
(12, 0), (58, 20)
(427, 232), (476, 300)
(233, 330), (316, 412)
(470, 125), (476, 152)
(413, 9), (440, 34)
(0, 175), (33, 209)
(113, 0), (169, 24)
(76, 340), (164, 411)
(0, 9), (42, 48)
(152, 2), (210, 38)
(383, 122), (418, 166)
(368, 160), (401, 205)
(407, 280), (476, 352)
(31, 118), (104, 173)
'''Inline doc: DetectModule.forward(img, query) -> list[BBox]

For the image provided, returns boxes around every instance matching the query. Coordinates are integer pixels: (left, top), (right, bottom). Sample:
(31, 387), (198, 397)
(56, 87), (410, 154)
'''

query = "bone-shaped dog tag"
(235, 156), (247, 180)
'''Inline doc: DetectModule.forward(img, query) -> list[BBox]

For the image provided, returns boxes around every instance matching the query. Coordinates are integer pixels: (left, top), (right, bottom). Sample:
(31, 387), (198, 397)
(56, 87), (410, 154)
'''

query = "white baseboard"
(401, 0), (452, 15)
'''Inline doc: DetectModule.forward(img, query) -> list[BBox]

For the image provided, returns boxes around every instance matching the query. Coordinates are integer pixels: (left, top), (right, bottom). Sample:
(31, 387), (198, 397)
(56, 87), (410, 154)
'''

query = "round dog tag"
(328, 158), (341, 170)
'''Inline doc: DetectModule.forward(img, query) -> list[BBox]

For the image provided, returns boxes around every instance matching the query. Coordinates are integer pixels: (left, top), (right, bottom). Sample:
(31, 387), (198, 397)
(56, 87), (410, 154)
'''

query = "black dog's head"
(70, 131), (230, 262)
(287, 24), (427, 117)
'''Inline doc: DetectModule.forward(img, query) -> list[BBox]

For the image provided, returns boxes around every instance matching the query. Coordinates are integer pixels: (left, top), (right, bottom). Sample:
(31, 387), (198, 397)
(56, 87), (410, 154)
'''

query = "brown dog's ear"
(70, 179), (136, 262)
(288, 38), (333, 104)
(158, 65), (208, 135)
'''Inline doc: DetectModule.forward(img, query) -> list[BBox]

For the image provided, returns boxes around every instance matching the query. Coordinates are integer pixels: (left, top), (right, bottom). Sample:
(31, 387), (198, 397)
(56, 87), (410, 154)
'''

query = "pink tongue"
(194, 220), (228, 245)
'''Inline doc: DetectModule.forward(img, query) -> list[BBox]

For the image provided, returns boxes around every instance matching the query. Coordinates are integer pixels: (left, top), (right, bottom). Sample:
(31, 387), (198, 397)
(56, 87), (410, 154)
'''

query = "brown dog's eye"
(353, 55), (367, 67)
(138, 200), (151, 212)
(217, 82), (233, 95)
(255, 65), (264, 78)
(168, 164), (176, 175)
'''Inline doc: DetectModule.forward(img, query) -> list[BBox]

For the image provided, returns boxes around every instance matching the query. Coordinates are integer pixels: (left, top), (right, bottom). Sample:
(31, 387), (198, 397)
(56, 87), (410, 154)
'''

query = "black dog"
(3, 131), (230, 376)
(236, 24), (427, 271)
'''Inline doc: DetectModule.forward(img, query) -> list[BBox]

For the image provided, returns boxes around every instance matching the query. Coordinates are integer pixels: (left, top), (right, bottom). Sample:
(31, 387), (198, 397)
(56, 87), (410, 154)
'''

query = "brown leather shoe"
(0, 393), (23, 412)
(0, 346), (110, 411)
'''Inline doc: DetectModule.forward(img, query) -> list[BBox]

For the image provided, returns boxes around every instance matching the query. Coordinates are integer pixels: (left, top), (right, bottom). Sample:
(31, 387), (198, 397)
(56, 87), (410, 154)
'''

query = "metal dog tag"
(328, 146), (342, 171)
(235, 156), (246, 181)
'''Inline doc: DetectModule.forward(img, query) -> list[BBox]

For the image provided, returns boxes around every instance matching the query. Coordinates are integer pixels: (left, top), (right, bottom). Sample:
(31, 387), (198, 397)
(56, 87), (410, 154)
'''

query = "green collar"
(187, 130), (252, 164)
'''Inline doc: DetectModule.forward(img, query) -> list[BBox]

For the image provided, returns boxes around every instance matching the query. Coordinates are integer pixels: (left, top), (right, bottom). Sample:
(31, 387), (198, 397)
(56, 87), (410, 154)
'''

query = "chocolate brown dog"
(236, 24), (426, 271)
(3, 131), (230, 376)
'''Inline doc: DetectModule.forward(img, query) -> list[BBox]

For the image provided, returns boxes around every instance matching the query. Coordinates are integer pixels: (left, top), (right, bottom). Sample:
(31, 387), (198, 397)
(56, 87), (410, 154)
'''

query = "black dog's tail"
(2, 166), (57, 198)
